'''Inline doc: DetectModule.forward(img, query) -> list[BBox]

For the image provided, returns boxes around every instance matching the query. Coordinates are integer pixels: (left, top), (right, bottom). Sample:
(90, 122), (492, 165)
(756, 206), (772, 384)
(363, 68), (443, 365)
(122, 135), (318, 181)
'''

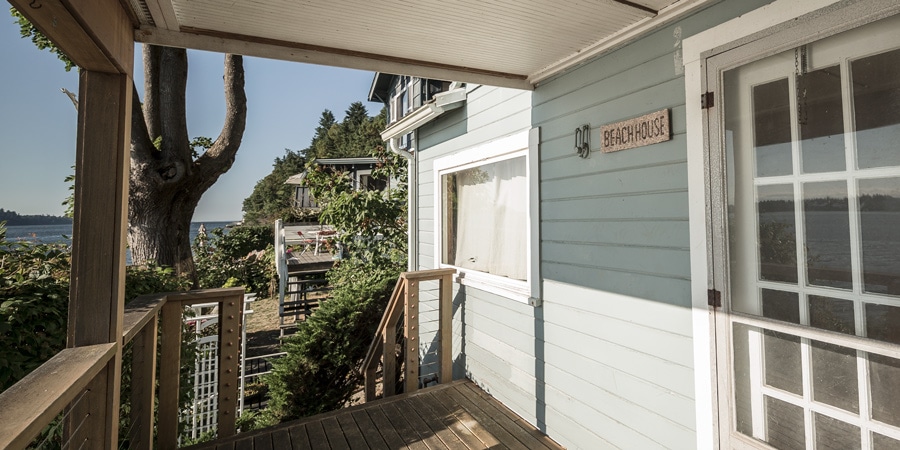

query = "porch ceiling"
(131, 0), (710, 89)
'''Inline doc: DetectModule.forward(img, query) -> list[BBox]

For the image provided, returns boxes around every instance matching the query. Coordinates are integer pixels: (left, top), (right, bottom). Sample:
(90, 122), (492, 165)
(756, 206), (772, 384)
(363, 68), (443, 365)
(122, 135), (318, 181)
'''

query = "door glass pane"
(765, 330), (803, 395)
(759, 184), (798, 283)
(754, 78), (794, 177)
(811, 341), (858, 413)
(851, 48), (900, 169)
(858, 177), (900, 295)
(762, 289), (800, 323)
(870, 353), (900, 427)
(867, 303), (900, 344)
(800, 66), (846, 173)
(873, 433), (900, 450)
(766, 396), (806, 450)
(804, 181), (852, 289)
(809, 295), (855, 334)
(814, 413), (861, 450)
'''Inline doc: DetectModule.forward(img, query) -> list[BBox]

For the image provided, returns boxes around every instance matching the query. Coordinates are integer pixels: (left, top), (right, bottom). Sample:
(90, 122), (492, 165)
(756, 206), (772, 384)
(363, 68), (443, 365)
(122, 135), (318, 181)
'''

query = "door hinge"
(701, 92), (715, 109)
(708, 288), (722, 308)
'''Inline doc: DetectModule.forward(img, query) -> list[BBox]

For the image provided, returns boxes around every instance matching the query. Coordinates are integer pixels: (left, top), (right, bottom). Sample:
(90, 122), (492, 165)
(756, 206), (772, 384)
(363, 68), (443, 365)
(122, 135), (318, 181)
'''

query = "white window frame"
(433, 128), (541, 304)
(683, 0), (900, 448)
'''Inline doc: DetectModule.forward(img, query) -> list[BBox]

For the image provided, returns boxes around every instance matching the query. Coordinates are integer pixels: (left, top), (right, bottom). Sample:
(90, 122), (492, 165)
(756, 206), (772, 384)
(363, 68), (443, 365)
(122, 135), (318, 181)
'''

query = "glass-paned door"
(715, 11), (900, 449)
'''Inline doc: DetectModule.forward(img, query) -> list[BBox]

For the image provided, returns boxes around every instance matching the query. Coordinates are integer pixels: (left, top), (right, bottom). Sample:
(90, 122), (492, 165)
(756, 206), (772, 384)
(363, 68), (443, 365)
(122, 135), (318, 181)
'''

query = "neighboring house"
(284, 157), (393, 209)
(370, 1), (900, 449)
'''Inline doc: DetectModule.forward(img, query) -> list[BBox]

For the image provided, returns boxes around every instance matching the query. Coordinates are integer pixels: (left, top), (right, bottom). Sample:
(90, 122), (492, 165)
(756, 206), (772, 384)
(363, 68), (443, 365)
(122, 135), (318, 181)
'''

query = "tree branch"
(157, 47), (190, 157)
(193, 54), (247, 191)
(142, 45), (162, 140)
(130, 83), (154, 166)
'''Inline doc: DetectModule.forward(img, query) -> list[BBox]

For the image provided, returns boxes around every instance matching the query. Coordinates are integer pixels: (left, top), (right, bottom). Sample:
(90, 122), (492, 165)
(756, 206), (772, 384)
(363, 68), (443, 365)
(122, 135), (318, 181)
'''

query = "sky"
(0, 15), (379, 222)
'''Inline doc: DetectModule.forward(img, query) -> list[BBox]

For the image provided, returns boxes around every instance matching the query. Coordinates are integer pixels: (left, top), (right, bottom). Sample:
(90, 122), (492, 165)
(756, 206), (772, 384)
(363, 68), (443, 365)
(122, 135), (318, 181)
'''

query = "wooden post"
(382, 310), (397, 398)
(404, 280), (419, 394)
(130, 315), (158, 450)
(66, 69), (132, 449)
(216, 294), (244, 438)
(438, 273), (453, 384)
(158, 302), (183, 450)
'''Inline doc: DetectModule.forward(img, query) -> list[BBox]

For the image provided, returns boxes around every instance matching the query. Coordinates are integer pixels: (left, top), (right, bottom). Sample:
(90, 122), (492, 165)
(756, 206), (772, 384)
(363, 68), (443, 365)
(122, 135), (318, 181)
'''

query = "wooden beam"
(66, 68), (133, 449)
(8, 0), (134, 74)
(134, 26), (534, 90)
(0, 344), (116, 450)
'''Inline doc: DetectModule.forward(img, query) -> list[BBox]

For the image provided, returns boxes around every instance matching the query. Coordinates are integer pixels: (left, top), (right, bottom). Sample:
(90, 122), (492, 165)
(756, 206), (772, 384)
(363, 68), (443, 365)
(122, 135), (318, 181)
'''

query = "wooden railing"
(361, 268), (455, 402)
(0, 287), (245, 450)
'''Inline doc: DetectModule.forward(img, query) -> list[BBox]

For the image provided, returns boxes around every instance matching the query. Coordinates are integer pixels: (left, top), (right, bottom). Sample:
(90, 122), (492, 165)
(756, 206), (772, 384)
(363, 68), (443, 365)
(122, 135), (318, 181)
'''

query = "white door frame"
(684, 0), (900, 447)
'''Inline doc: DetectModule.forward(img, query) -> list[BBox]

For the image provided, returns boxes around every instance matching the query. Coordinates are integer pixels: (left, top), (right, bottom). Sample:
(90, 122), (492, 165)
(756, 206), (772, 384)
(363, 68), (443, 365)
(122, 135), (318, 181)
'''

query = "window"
(700, 5), (900, 448)
(433, 129), (538, 302)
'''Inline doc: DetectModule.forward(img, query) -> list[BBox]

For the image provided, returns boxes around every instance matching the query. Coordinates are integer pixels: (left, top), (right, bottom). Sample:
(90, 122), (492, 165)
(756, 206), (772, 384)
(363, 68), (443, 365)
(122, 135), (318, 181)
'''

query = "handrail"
(0, 287), (245, 450)
(362, 268), (455, 402)
(0, 343), (117, 450)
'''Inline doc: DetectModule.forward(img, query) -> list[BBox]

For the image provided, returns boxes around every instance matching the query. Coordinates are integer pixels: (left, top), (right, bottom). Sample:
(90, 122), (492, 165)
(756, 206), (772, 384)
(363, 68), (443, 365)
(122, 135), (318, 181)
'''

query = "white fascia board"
(528, 0), (717, 85)
(380, 88), (466, 141)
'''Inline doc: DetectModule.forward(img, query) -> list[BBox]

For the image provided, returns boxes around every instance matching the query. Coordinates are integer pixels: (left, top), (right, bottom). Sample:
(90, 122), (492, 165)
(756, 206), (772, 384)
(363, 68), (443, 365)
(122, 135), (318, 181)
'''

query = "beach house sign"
(600, 109), (670, 153)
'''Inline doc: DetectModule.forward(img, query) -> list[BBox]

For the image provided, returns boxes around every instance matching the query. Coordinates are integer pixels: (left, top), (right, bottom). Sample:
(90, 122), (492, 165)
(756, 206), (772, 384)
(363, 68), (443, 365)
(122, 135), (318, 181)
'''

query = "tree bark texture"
(128, 46), (246, 284)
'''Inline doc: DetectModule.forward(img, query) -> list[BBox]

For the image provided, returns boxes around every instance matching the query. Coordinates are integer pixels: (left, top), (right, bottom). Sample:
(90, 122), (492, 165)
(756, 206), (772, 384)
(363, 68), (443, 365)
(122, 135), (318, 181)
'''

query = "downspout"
(388, 135), (417, 272)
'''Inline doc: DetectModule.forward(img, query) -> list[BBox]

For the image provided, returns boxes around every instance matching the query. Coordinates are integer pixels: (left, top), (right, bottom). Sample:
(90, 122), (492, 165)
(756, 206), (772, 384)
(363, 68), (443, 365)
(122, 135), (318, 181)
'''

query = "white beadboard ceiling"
(133, 0), (710, 88)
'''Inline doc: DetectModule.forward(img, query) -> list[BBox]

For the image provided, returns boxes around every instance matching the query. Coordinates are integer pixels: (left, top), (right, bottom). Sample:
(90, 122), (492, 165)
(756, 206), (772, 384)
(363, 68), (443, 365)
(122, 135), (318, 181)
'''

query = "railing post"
(216, 294), (243, 438)
(158, 301), (183, 450)
(382, 309), (397, 397)
(130, 314), (158, 450)
(404, 279), (419, 394)
(438, 273), (453, 384)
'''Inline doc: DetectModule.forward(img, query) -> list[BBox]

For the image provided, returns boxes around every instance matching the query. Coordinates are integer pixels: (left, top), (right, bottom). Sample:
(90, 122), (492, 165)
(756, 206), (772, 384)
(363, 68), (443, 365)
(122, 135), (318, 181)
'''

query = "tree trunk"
(128, 46), (247, 285)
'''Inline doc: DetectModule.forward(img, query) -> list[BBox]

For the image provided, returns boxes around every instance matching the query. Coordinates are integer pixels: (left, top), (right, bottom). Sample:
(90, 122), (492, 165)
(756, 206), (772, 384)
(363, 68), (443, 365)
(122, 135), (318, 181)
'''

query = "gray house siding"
(413, 85), (539, 426)
(530, 1), (773, 448)
(407, 1), (775, 448)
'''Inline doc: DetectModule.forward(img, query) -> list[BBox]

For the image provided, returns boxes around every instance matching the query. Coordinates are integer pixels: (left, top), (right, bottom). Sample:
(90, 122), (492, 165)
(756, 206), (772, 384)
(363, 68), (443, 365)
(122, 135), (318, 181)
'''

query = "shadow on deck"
(188, 380), (563, 450)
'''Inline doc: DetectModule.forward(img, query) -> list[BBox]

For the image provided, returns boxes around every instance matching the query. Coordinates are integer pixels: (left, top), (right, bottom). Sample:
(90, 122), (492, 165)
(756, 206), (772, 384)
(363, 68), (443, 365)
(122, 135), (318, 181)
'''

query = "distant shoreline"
(0, 216), (72, 227)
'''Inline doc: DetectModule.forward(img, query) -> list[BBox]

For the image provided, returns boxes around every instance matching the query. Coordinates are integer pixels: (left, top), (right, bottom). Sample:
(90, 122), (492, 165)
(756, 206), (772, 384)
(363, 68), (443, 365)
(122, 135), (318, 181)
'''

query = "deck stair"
(279, 270), (330, 339)
(361, 268), (456, 402)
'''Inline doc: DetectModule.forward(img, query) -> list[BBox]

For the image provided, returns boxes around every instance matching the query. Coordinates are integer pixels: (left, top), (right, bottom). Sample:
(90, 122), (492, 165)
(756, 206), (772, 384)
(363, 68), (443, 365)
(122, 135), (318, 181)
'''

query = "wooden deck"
(189, 380), (563, 450)
(286, 251), (335, 273)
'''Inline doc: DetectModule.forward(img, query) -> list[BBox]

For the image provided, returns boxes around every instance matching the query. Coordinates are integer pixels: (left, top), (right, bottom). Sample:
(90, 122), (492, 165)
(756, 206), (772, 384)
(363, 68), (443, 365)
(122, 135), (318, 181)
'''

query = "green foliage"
(62, 167), (75, 219)
(260, 259), (401, 423)
(308, 104), (387, 160)
(257, 113), (408, 426)
(305, 144), (408, 265)
(10, 8), (76, 71)
(241, 150), (308, 224)
(241, 104), (388, 224)
(190, 136), (214, 159)
(0, 222), (71, 390)
(193, 225), (276, 295)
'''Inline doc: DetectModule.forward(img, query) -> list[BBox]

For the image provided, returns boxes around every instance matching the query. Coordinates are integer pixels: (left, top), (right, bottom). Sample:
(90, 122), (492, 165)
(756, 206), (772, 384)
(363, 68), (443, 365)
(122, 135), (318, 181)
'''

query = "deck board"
(288, 424), (312, 450)
(350, 410), (389, 450)
(187, 380), (564, 450)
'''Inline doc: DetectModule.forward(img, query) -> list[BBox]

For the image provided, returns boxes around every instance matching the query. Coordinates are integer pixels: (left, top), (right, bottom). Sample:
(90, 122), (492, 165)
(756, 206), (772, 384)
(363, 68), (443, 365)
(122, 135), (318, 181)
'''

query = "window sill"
(444, 265), (532, 304)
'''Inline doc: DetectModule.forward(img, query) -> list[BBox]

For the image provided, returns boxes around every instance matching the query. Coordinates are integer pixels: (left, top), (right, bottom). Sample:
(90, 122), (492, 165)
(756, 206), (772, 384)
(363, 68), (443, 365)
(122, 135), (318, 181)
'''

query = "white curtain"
(445, 156), (527, 280)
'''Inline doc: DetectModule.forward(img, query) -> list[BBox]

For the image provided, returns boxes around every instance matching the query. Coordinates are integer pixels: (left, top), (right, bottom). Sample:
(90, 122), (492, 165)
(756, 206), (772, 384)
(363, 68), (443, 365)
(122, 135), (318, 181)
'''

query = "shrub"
(193, 225), (276, 296)
(259, 259), (401, 424)
(0, 223), (70, 390)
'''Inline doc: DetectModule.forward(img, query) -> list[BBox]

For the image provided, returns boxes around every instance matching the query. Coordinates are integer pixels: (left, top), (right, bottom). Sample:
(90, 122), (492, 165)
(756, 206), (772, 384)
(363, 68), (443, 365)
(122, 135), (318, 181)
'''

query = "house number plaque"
(600, 109), (670, 153)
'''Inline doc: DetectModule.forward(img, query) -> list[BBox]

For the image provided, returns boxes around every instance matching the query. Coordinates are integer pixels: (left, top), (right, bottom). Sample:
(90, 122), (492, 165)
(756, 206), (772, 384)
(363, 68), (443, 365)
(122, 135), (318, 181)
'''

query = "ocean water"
(3, 221), (236, 264)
